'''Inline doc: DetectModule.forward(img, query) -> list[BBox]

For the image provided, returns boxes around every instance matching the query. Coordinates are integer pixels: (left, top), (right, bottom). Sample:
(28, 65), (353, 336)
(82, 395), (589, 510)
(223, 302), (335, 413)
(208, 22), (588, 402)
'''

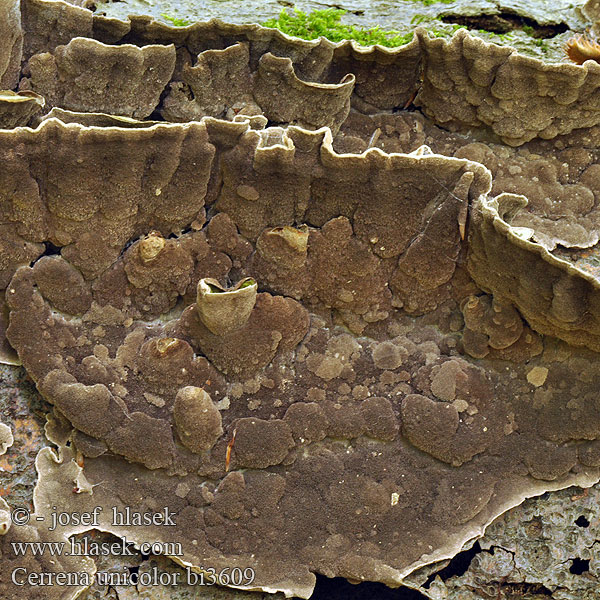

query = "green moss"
(262, 8), (414, 47)
(160, 13), (191, 27)
(411, 14), (433, 25)
(478, 29), (515, 42)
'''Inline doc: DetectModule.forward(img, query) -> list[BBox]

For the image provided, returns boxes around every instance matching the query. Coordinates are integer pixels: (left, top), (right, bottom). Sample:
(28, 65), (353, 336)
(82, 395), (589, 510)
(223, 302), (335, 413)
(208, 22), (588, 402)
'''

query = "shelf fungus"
(5, 2), (600, 600)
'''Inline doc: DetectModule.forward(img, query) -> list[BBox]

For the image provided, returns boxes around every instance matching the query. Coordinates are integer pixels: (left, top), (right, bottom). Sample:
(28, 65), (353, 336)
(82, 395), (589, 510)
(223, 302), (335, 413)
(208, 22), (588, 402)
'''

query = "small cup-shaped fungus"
(173, 386), (223, 453)
(196, 277), (257, 336)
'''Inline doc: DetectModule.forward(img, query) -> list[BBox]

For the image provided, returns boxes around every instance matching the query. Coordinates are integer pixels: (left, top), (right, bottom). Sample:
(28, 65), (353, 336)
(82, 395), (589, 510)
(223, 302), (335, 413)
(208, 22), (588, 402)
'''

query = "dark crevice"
(500, 583), (554, 596)
(423, 541), (482, 588)
(440, 13), (568, 39)
(146, 107), (168, 122)
(529, 583), (554, 596)
(39, 241), (62, 258)
(167, 226), (194, 239)
(570, 557), (590, 574)
(307, 575), (428, 600)
(149, 78), (177, 122)
(575, 515), (590, 528)
(308, 0), (364, 16)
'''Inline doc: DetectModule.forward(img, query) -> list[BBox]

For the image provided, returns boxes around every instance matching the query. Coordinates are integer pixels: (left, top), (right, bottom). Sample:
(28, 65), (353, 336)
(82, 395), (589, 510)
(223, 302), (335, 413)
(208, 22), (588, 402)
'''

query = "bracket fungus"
(4, 2), (600, 599)
(26, 36), (176, 118)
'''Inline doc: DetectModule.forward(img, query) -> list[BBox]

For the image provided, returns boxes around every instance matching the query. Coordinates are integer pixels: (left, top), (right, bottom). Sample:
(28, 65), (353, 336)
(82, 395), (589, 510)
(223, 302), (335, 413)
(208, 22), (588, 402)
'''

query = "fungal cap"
(196, 277), (258, 336)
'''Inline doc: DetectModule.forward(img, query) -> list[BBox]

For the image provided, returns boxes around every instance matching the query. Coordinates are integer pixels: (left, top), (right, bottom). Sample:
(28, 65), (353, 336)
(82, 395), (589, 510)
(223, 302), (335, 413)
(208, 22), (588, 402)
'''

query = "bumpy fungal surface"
(4, 1), (600, 599)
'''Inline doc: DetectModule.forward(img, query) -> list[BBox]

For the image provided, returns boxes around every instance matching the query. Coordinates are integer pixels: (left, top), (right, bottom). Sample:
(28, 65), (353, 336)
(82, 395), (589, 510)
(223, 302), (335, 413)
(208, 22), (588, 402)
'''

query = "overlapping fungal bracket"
(468, 192), (600, 352)
(4, 1), (600, 599)
(6, 0), (600, 144)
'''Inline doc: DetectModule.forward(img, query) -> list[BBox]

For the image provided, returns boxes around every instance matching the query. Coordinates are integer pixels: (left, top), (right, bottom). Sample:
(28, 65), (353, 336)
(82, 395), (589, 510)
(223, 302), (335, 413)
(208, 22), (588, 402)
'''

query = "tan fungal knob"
(138, 231), (166, 262)
(263, 226), (308, 254)
(173, 387), (223, 453)
(155, 337), (182, 356)
(196, 277), (257, 336)
(256, 226), (309, 268)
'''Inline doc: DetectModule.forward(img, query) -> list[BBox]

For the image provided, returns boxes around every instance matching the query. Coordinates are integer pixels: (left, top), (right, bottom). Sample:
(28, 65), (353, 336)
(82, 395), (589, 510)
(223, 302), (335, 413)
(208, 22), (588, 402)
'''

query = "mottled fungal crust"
(252, 53), (355, 133)
(175, 289), (310, 377)
(0, 293), (20, 365)
(6, 4), (600, 600)
(0, 118), (214, 283)
(460, 292), (542, 360)
(162, 42), (257, 121)
(21, 0), (94, 60)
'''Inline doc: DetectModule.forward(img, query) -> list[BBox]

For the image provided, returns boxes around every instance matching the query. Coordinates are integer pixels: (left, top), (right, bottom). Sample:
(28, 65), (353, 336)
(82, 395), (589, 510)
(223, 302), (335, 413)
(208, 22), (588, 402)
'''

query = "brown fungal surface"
(5, 3), (600, 599)
(0, 0), (22, 89)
